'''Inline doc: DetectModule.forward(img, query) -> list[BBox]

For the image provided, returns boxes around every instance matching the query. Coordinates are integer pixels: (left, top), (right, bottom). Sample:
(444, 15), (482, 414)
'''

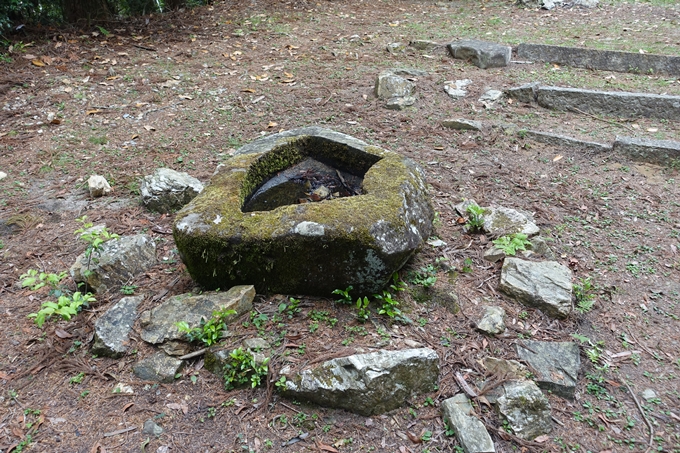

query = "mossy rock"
(173, 127), (434, 296)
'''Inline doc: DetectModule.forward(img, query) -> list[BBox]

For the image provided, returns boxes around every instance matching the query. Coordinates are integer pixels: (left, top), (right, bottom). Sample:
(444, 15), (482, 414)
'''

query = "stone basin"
(173, 126), (434, 296)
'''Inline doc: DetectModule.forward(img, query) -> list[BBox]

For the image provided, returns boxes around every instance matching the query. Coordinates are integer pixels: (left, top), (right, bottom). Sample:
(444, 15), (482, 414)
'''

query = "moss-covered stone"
(173, 127), (434, 296)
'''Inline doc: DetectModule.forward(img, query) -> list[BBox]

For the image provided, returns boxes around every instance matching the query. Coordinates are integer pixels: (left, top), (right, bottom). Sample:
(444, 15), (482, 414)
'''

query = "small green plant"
(332, 285), (354, 304)
(278, 297), (301, 319)
(465, 204), (485, 233)
(355, 296), (370, 322)
(120, 285), (138, 295)
(223, 347), (269, 390)
(408, 264), (437, 288)
(28, 291), (96, 328)
(207, 407), (217, 418)
(275, 376), (287, 391)
(572, 333), (605, 364)
(175, 308), (236, 347)
(461, 257), (473, 273)
(421, 430), (433, 442)
(69, 372), (85, 385)
(493, 233), (531, 256)
(75, 216), (119, 260)
(96, 25), (111, 37)
(423, 397), (435, 407)
(20, 269), (68, 291)
(375, 290), (401, 319)
(573, 277), (596, 313)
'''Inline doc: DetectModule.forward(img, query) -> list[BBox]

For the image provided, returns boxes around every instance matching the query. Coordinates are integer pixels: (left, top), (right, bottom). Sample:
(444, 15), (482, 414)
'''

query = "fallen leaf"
(267, 121), (278, 128)
(143, 125), (155, 131)
(54, 328), (72, 339)
(647, 128), (658, 132)
(553, 154), (563, 162)
(131, 134), (139, 140)
(86, 109), (103, 115)
(50, 118), (62, 125)
(178, 95), (193, 100)
(284, 71), (294, 78)
(433, 146), (444, 150)
(406, 431), (421, 444)
(242, 88), (256, 93)
(281, 79), (296, 83)
(22, 54), (38, 60)
(285, 44), (299, 49)
(534, 435), (550, 443)
(122, 403), (134, 412)
(317, 442), (339, 453)
(31, 59), (46, 67)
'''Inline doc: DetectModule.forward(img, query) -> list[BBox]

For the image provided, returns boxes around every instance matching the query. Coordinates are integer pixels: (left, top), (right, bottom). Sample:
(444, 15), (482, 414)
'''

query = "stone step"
(517, 43), (680, 76)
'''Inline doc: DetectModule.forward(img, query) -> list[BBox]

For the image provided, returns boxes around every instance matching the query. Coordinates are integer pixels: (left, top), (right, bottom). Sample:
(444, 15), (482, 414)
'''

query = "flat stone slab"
(506, 83), (539, 103)
(92, 295), (143, 358)
(139, 285), (255, 344)
(483, 206), (540, 237)
(480, 357), (528, 380)
(442, 119), (482, 131)
(499, 258), (572, 318)
(516, 341), (580, 399)
(613, 136), (680, 166)
(442, 394), (495, 453)
(173, 127), (434, 296)
(476, 306), (506, 335)
(133, 353), (184, 383)
(520, 130), (611, 153)
(448, 40), (511, 69)
(282, 348), (439, 416)
(518, 43), (680, 76)
(536, 86), (680, 120)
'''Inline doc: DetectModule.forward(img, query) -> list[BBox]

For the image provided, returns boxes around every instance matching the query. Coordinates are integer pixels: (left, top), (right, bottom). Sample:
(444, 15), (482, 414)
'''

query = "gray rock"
(482, 206), (540, 237)
(641, 388), (657, 401)
(505, 83), (539, 103)
(174, 127), (434, 296)
(527, 237), (556, 260)
(375, 70), (415, 100)
(517, 43), (679, 76)
(70, 234), (157, 294)
(481, 357), (528, 380)
(499, 258), (572, 318)
(496, 380), (552, 440)
(479, 89), (504, 108)
(159, 341), (192, 357)
(140, 168), (204, 214)
(386, 96), (416, 110)
(536, 86), (680, 120)
(133, 353), (184, 383)
(442, 119), (482, 131)
(519, 129), (611, 154)
(448, 40), (511, 69)
(613, 136), (680, 166)
(454, 199), (480, 217)
(140, 285), (255, 344)
(476, 306), (506, 335)
(483, 246), (506, 263)
(442, 394), (495, 453)
(92, 295), (143, 358)
(243, 337), (269, 350)
(516, 341), (580, 399)
(444, 79), (472, 99)
(142, 419), (163, 437)
(409, 40), (440, 51)
(87, 175), (112, 197)
(0, 171), (7, 181)
(282, 348), (439, 416)
(386, 42), (406, 53)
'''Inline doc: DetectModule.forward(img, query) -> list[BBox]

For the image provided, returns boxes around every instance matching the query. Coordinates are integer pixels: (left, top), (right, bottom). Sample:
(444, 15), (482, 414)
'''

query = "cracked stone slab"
(282, 348), (439, 416)
(133, 353), (184, 383)
(442, 119), (482, 131)
(139, 285), (255, 344)
(442, 394), (495, 453)
(520, 129), (611, 153)
(499, 258), (572, 318)
(516, 341), (580, 399)
(447, 40), (511, 69)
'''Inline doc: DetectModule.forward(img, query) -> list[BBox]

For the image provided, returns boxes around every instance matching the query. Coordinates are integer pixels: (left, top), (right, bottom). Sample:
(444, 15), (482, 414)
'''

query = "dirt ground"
(0, 0), (679, 451)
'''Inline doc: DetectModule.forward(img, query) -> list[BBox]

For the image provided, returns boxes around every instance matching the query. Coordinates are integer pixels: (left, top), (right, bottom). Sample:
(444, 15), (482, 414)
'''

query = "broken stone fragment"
(87, 174), (112, 197)
(444, 79), (472, 99)
(409, 40), (440, 51)
(375, 70), (415, 99)
(442, 118), (483, 131)
(441, 394), (495, 453)
(480, 357), (528, 381)
(70, 234), (157, 294)
(282, 348), (439, 416)
(133, 353), (184, 383)
(496, 380), (552, 440)
(140, 168), (204, 214)
(476, 306), (506, 335)
(140, 285), (255, 344)
(483, 246), (506, 263)
(447, 40), (511, 69)
(386, 96), (416, 110)
(516, 341), (580, 399)
(92, 295), (143, 358)
(499, 258), (572, 318)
